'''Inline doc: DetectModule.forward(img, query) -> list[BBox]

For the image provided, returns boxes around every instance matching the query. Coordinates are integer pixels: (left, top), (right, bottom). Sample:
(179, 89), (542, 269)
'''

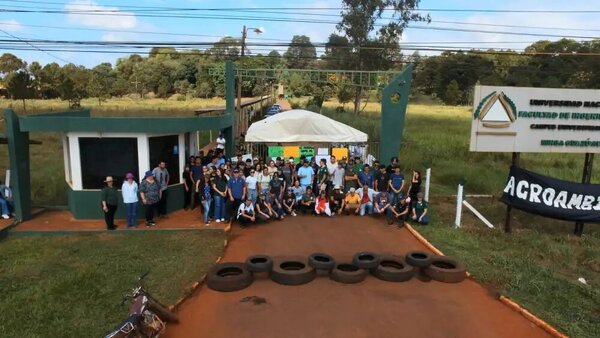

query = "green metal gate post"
(380, 64), (414, 162)
(224, 60), (236, 156)
(4, 109), (32, 221)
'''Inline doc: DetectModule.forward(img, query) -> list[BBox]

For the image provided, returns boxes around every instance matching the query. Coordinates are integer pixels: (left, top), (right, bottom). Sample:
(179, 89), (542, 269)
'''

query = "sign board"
(501, 166), (600, 222)
(470, 85), (600, 153)
(300, 146), (315, 158)
(268, 146), (283, 158)
(283, 146), (300, 158)
(332, 147), (348, 159)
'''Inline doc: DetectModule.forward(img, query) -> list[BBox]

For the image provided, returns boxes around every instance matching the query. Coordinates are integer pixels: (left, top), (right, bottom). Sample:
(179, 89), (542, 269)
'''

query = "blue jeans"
(389, 191), (404, 205)
(125, 202), (138, 227)
(203, 198), (212, 223)
(377, 205), (393, 221)
(214, 195), (226, 220)
(360, 202), (373, 216)
(248, 189), (258, 204)
(0, 198), (14, 216)
(414, 210), (429, 225)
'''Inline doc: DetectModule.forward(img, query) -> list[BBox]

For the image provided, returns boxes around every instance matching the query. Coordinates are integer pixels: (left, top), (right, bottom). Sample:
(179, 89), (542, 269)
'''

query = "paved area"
(12, 209), (226, 231)
(165, 215), (549, 338)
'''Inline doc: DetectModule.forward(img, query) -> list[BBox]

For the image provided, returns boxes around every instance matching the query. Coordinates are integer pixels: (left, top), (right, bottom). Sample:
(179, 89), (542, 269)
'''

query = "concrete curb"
(404, 223), (568, 338)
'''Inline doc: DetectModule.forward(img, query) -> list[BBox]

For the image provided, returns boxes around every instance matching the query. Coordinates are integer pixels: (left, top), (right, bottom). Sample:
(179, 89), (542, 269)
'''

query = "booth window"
(149, 135), (180, 183)
(79, 137), (139, 189)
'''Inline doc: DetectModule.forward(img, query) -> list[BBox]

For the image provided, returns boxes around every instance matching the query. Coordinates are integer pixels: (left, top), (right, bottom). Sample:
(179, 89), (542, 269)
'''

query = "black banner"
(501, 166), (600, 222)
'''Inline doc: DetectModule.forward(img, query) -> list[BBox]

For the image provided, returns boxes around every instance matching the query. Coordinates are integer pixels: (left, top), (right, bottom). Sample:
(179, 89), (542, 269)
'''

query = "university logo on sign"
(474, 91), (517, 128)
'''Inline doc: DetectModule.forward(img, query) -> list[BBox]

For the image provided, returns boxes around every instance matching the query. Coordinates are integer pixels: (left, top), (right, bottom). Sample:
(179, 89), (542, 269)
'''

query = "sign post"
(455, 181), (464, 228)
(424, 162), (431, 202)
(574, 153), (594, 236)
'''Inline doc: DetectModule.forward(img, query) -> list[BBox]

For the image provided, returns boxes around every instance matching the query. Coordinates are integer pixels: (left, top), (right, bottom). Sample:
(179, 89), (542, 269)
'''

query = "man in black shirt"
(329, 185), (346, 215)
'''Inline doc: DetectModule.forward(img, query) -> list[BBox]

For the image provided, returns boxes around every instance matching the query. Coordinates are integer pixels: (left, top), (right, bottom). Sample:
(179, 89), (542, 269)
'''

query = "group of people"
(99, 147), (430, 230)
(231, 155), (429, 227)
(181, 150), (429, 227)
(100, 161), (170, 229)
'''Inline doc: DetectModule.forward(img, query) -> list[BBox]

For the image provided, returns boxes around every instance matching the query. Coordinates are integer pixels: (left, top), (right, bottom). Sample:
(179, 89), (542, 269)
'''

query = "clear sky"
(1, 0), (598, 67)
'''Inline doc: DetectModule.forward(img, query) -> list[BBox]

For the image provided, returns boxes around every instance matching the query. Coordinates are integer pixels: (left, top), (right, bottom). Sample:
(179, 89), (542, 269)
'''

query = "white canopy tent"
(245, 109), (368, 143)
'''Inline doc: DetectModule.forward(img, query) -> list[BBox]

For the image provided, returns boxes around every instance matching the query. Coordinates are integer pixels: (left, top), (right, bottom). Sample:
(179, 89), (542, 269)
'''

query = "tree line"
(2, 37), (599, 110)
(1, 0), (599, 111)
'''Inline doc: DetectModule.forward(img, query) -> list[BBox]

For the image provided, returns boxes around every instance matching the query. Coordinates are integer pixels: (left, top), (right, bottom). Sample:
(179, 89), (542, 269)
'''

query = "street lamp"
(236, 25), (263, 139)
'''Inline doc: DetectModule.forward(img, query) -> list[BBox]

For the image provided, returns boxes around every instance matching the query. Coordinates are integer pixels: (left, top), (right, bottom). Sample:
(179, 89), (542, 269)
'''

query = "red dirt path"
(165, 216), (549, 338)
(12, 209), (225, 231)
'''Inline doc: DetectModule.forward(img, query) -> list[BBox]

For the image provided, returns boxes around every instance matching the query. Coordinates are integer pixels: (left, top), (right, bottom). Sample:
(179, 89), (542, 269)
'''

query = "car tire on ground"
(352, 251), (381, 269)
(371, 256), (415, 282)
(206, 262), (254, 292)
(330, 263), (368, 284)
(423, 256), (467, 283)
(245, 255), (273, 273)
(270, 257), (316, 286)
(405, 250), (434, 268)
(308, 252), (336, 272)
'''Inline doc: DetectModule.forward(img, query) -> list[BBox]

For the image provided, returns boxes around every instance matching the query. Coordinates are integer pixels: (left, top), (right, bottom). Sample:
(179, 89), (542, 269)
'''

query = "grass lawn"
(418, 198), (600, 338)
(0, 231), (225, 337)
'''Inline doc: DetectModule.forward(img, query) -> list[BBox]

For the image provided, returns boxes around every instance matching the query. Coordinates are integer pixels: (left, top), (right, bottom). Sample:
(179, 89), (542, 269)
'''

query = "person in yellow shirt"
(343, 187), (361, 215)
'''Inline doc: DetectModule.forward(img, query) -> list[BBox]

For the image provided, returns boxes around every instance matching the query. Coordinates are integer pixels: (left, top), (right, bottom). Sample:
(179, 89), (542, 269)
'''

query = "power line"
(3, 1), (600, 13)
(0, 28), (71, 63)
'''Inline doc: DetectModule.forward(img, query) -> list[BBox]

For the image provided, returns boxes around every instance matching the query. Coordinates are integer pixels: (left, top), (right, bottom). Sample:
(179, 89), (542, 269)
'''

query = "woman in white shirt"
(245, 168), (259, 204)
(121, 172), (139, 228)
(216, 132), (226, 153)
(257, 168), (272, 197)
(267, 160), (277, 175)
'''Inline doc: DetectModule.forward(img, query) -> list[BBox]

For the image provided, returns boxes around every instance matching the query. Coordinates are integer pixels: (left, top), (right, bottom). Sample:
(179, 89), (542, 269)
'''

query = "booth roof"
(245, 109), (368, 143)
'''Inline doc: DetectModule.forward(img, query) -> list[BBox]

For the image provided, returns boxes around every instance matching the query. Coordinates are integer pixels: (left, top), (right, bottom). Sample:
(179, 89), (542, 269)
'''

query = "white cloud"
(0, 20), (23, 32)
(65, 0), (138, 29)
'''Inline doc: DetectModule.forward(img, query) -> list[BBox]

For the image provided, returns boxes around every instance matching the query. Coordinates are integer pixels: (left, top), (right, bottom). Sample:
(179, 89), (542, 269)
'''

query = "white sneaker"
(292, 212), (297, 217)
(1, 214), (9, 219)
(216, 219), (221, 223)
(220, 218), (225, 222)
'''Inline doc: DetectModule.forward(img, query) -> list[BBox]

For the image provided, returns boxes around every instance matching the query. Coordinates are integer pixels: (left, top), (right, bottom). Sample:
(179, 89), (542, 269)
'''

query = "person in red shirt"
(315, 190), (332, 216)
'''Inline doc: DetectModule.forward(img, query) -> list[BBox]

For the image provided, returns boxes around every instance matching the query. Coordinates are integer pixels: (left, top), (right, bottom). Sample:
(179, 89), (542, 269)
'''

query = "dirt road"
(165, 215), (549, 338)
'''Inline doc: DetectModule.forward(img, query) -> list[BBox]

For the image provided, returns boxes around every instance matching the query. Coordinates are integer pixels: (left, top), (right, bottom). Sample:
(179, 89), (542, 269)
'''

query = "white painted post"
(455, 183), (464, 228)
(462, 200), (495, 229)
(4, 169), (10, 187)
(424, 167), (431, 202)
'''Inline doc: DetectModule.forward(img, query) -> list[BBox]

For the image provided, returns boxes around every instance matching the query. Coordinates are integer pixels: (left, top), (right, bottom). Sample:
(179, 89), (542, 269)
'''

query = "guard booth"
(4, 63), (237, 221)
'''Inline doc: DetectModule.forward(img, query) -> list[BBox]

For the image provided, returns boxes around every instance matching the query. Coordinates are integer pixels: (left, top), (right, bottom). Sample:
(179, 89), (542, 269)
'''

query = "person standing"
(245, 168), (258, 204)
(121, 173), (138, 228)
(0, 180), (15, 219)
(216, 132), (226, 154)
(280, 159), (294, 188)
(190, 157), (203, 209)
(343, 166), (359, 193)
(257, 167), (272, 197)
(326, 156), (338, 192)
(332, 162), (345, 193)
(152, 161), (169, 218)
(358, 164), (374, 189)
(227, 169), (246, 222)
(212, 169), (228, 223)
(101, 176), (119, 230)
(199, 174), (213, 226)
(388, 167), (405, 205)
(297, 161), (314, 190)
(316, 159), (329, 193)
(182, 166), (193, 210)
(408, 170), (422, 206)
(139, 171), (160, 227)
(375, 165), (389, 193)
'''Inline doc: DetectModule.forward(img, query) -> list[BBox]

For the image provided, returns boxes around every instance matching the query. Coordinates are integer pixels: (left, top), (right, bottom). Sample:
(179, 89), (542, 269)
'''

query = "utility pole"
(236, 25), (247, 138)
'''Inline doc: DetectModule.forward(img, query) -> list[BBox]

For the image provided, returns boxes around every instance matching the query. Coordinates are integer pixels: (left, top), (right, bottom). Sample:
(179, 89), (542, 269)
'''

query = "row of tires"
(207, 251), (467, 292)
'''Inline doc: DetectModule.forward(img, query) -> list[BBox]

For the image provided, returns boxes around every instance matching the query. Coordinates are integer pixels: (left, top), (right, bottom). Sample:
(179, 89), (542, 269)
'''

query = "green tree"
(286, 73), (311, 97)
(444, 80), (462, 105)
(265, 50), (282, 69)
(337, 0), (429, 113)
(336, 85), (354, 109)
(195, 81), (214, 98)
(283, 35), (317, 69)
(59, 64), (90, 108)
(88, 63), (116, 104)
(6, 70), (34, 111)
(210, 37), (241, 61)
(0, 53), (25, 75)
